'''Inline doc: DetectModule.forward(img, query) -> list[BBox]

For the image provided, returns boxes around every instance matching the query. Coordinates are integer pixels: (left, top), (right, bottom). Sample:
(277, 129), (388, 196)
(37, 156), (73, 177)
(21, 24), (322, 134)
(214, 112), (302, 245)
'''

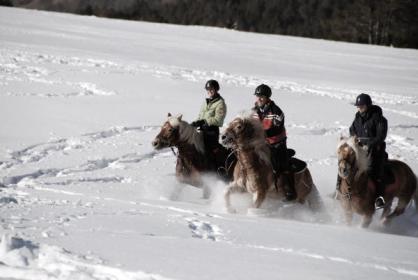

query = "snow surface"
(1, 6), (418, 280)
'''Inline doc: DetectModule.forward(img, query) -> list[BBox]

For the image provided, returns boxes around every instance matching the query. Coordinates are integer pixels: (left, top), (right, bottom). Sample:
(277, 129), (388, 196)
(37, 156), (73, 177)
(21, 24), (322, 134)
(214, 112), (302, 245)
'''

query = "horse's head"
(152, 113), (182, 150)
(221, 117), (260, 149)
(337, 136), (369, 179)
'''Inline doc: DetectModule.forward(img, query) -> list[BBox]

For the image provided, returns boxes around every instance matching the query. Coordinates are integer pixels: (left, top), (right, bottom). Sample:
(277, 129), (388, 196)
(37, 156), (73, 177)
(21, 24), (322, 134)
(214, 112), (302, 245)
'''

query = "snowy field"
(1, 6), (418, 280)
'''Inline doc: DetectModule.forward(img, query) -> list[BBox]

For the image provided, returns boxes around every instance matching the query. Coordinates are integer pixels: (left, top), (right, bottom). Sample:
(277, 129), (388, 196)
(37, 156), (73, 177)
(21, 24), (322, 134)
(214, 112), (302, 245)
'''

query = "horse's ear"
(167, 113), (172, 117)
(176, 114), (183, 121)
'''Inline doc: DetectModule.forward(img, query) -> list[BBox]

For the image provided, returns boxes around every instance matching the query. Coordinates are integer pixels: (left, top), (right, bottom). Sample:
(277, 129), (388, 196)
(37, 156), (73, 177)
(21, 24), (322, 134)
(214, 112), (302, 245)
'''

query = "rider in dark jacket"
(339, 93), (388, 208)
(252, 84), (296, 201)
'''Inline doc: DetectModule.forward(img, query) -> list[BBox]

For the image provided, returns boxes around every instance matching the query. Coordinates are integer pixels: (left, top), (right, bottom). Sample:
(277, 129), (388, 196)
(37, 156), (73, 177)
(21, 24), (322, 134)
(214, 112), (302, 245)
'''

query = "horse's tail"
(390, 160), (417, 215)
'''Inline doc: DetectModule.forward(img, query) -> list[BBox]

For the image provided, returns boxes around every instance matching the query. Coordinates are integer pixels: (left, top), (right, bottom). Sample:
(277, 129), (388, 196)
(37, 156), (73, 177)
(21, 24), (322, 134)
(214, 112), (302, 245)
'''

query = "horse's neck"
(177, 141), (200, 157)
(343, 171), (369, 194)
(178, 122), (205, 155)
(237, 146), (271, 170)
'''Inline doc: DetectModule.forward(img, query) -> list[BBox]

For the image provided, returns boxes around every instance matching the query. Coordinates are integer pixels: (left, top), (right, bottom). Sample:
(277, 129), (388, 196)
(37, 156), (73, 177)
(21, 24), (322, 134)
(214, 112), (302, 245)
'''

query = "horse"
(152, 113), (235, 197)
(336, 136), (417, 227)
(221, 116), (324, 214)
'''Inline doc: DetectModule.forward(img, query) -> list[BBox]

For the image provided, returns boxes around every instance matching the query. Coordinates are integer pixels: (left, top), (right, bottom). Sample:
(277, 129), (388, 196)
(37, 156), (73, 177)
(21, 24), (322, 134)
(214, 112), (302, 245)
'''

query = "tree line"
(3, 0), (418, 49)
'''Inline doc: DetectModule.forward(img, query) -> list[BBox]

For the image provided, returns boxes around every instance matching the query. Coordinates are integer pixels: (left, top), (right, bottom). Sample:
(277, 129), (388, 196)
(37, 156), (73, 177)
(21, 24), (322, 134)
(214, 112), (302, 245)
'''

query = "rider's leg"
(369, 146), (386, 209)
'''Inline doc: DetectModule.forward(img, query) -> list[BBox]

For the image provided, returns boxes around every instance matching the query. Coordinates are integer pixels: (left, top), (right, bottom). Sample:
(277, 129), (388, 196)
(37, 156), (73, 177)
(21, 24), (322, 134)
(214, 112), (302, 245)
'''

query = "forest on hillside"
(2, 0), (418, 49)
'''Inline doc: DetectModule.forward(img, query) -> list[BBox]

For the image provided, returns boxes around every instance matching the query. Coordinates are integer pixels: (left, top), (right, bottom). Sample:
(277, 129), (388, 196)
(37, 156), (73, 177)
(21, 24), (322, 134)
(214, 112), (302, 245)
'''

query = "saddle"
(289, 157), (307, 173)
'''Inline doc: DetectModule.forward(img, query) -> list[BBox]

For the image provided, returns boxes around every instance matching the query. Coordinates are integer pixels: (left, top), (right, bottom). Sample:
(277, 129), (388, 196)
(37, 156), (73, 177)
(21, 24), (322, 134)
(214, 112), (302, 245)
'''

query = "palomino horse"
(337, 136), (417, 227)
(221, 116), (324, 213)
(152, 113), (235, 196)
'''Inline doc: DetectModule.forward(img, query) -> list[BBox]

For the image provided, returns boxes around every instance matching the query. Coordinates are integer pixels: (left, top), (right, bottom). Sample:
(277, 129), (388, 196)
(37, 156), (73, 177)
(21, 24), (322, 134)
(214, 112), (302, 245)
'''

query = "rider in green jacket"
(191, 80), (227, 164)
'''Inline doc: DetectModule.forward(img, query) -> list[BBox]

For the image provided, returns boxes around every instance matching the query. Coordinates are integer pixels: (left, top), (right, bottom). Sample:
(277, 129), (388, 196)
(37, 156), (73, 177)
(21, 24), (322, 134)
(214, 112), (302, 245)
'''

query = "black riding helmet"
(205, 80), (220, 91)
(355, 93), (372, 106)
(254, 84), (272, 98)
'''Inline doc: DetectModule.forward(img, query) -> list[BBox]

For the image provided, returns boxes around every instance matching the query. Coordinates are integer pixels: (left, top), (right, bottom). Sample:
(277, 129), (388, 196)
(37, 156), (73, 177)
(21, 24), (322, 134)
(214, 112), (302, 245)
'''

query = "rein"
(170, 147), (177, 156)
(217, 149), (236, 178)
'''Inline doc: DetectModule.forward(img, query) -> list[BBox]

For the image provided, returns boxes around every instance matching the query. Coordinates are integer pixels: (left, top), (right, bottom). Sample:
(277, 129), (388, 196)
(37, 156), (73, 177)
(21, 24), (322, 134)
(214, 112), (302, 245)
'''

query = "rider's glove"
(191, 120), (206, 128)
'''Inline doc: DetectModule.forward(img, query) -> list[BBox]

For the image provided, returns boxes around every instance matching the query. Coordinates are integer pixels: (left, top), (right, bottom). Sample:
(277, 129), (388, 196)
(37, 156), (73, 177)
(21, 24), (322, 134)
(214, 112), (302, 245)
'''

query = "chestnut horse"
(152, 113), (235, 196)
(337, 137), (417, 227)
(221, 116), (324, 213)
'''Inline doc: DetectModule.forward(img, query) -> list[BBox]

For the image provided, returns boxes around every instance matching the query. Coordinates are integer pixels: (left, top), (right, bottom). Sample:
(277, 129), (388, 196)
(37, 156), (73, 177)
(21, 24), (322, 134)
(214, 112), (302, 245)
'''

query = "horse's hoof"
(381, 217), (391, 226)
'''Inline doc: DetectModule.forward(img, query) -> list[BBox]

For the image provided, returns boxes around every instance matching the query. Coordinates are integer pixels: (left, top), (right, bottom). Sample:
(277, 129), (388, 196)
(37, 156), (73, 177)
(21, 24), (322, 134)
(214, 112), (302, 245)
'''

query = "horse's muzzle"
(152, 139), (161, 149)
(221, 133), (233, 147)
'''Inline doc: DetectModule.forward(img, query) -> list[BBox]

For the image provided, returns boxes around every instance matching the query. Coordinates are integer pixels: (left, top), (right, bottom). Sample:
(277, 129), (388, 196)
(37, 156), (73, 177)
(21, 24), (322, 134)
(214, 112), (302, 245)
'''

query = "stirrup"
(374, 196), (385, 210)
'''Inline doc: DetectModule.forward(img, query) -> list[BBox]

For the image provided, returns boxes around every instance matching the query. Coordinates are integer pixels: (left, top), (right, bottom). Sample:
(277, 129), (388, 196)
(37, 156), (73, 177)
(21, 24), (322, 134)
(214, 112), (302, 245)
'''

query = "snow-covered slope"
(0, 6), (417, 280)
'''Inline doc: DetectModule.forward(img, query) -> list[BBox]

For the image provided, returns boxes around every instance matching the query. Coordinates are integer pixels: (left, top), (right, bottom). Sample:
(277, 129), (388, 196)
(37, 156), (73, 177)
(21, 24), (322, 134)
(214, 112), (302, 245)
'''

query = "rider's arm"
(349, 121), (357, 137)
(369, 117), (388, 147)
(265, 106), (284, 137)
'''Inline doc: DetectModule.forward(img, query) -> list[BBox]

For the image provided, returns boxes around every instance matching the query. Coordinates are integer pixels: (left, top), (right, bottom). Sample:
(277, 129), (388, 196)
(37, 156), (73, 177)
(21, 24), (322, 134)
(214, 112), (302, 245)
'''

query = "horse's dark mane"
(168, 116), (205, 154)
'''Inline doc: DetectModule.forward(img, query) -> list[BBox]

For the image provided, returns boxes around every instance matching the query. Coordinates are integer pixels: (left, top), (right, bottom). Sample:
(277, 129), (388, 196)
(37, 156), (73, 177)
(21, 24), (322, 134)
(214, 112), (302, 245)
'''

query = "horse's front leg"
(380, 200), (393, 225)
(252, 189), (267, 209)
(361, 214), (373, 228)
(341, 200), (353, 226)
(224, 182), (245, 213)
(342, 203), (354, 226)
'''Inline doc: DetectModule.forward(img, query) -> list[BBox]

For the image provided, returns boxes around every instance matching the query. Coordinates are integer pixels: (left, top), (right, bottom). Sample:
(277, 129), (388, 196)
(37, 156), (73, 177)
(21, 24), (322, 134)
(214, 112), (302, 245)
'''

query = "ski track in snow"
(0, 125), (164, 189)
(238, 243), (418, 277)
(1, 47), (417, 119)
(2, 126), (159, 168)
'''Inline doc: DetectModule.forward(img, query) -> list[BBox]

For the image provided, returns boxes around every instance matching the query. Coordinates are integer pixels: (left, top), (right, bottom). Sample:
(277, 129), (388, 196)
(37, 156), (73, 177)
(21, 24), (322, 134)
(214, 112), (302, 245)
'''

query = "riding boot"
(206, 148), (217, 171)
(283, 172), (297, 201)
(374, 179), (385, 209)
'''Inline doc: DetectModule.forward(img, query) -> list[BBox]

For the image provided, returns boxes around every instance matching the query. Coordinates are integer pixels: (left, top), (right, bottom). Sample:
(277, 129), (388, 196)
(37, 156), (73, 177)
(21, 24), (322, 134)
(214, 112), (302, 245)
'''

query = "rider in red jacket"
(252, 84), (296, 201)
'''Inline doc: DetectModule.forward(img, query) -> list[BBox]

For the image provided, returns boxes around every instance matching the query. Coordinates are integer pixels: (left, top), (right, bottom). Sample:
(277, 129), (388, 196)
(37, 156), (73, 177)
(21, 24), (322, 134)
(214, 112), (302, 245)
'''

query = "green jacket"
(197, 95), (227, 127)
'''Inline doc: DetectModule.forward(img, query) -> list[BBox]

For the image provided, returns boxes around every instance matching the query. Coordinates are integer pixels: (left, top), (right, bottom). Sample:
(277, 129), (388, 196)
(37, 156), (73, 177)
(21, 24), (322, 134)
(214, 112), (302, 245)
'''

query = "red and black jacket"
(252, 100), (286, 145)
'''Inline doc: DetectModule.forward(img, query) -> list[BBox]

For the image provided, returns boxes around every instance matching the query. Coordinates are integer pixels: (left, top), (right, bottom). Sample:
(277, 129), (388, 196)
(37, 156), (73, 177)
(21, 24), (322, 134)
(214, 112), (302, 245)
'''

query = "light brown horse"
(152, 113), (235, 196)
(337, 136), (417, 227)
(221, 116), (324, 213)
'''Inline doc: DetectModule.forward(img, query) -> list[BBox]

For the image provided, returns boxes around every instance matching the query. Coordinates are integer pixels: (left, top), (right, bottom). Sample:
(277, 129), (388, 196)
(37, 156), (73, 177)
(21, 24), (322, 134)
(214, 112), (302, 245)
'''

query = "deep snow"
(0, 6), (418, 280)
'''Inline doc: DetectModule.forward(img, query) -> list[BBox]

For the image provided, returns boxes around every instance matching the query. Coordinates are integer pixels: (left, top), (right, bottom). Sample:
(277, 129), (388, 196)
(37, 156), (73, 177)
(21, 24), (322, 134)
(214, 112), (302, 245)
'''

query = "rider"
(252, 84), (296, 201)
(337, 93), (388, 208)
(191, 80), (227, 167)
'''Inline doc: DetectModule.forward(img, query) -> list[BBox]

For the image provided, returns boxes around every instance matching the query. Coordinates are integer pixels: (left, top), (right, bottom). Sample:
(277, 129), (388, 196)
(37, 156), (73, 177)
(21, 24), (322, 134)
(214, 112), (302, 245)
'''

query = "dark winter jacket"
(349, 105), (387, 150)
(252, 100), (286, 145)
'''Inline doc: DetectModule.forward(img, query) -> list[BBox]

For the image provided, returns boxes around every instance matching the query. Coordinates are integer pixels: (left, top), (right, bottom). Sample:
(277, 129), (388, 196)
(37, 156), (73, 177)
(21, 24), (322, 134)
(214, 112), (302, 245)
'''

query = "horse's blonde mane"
(337, 137), (369, 174)
(168, 116), (205, 154)
(239, 116), (272, 166)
